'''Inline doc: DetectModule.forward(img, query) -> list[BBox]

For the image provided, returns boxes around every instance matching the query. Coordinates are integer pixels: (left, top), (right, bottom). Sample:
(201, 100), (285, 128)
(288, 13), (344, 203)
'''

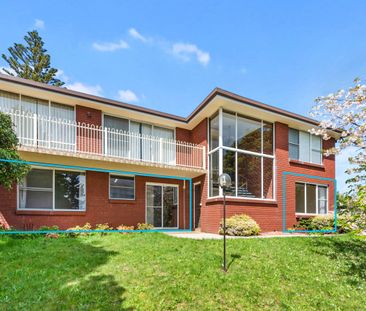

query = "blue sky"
(1, 0), (366, 192)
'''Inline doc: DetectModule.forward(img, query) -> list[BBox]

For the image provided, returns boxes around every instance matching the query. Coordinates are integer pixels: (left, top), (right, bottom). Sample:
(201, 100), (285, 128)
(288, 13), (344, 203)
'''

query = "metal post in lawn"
(219, 173), (231, 273)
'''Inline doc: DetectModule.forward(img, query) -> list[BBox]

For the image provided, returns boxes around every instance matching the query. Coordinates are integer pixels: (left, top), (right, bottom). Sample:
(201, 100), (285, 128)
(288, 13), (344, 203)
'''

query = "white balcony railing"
(2, 109), (205, 170)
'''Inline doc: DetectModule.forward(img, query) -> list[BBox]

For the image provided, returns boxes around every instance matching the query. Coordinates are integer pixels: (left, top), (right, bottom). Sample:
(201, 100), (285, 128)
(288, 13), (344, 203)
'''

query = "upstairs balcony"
(3, 109), (206, 171)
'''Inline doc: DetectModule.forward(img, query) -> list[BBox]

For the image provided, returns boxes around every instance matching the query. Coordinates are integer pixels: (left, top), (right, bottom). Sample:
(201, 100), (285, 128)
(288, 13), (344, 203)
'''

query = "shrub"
(310, 214), (334, 231)
(219, 214), (260, 236)
(66, 223), (92, 237)
(136, 223), (154, 230)
(38, 225), (59, 232)
(116, 225), (134, 234)
(95, 223), (113, 235)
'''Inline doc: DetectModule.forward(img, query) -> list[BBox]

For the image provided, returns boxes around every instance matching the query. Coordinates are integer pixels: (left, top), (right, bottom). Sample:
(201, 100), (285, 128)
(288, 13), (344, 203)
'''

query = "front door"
(146, 184), (178, 228)
(194, 183), (201, 229)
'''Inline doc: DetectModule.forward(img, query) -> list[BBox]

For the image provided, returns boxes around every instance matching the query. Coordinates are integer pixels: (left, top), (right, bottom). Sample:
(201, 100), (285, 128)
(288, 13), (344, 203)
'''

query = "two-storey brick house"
(0, 74), (337, 232)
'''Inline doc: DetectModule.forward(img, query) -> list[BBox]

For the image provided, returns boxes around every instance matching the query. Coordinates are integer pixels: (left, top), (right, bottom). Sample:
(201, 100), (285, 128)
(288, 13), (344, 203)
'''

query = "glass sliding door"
(146, 184), (178, 228)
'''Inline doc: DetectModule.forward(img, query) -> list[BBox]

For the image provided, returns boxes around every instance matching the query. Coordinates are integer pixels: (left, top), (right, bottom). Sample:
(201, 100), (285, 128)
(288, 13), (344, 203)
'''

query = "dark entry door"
(194, 183), (201, 229)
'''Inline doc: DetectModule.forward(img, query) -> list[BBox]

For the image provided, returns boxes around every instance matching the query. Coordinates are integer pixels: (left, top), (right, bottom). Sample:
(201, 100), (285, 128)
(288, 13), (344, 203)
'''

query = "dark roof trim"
(0, 73), (320, 126)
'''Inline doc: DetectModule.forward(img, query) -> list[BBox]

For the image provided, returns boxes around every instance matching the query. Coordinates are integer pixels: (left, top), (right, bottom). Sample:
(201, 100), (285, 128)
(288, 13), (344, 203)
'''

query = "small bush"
(66, 223), (92, 237)
(116, 225), (134, 234)
(310, 214), (334, 231)
(219, 214), (260, 236)
(95, 223), (113, 235)
(136, 223), (154, 230)
(38, 225), (59, 231)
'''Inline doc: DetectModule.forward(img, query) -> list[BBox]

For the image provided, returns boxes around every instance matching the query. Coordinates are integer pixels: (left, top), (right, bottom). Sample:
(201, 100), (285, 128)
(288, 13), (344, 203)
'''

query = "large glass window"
(109, 175), (135, 200)
(289, 128), (322, 164)
(19, 168), (86, 211)
(295, 183), (328, 214)
(208, 110), (274, 199)
(209, 114), (219, 150)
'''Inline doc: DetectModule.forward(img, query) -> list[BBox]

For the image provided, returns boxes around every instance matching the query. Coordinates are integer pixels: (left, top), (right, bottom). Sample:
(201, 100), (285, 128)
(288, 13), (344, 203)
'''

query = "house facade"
(0, 74), (337, 233)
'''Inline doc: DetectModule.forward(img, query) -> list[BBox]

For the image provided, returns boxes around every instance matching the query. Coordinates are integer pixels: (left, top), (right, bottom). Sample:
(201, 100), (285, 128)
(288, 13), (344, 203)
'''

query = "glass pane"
(153, 126), (175, 164)
(55, 171), (86, 210)
(146, 185), (162, 207)
(104, 115), (129, 157)
(22, 169), (53, 189)
(110, 175), (135, 199)
(318, 186), (327, 200)
(154, 207), (162, 227)
(21, 96), (38, 114)
(209, 114), (219, 150)
(289, 128), (299, 144)
(311, 135), (321, 150)
(209, 151), (219, 196)
(163, 186), (178, 227)
(223, 112), (236, 148)
(318, 200), (327, 214)
(306, 184), (317, 213)
(104, 115), (129, 131)
(263, 158), (273, 199)
(237, 153), (261, 198)
(299, 131), (310, 162)
(263, 122), (273, 155)
(311, 150), (322, 164)
(223, 150), (236, 196)
(0, 90), (19, 111)
(237, 116), (261, 153)
(289, 144), (299, 160)
(295, 183), (305, 213)
(19, 190), (53, 210)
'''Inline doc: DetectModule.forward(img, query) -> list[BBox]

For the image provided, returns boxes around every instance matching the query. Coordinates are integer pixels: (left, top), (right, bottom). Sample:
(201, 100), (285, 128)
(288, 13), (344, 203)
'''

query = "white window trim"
(295, 182), (328, 215)
(145, 182), (179, 229)
(109, 173), (135, 200)
(17, 166), (86, 212)
(208, 108), (276, 201)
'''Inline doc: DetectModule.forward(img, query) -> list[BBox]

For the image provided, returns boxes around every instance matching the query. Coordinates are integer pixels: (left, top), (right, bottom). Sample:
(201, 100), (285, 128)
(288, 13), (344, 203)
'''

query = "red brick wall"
(76, 105), (103, 154)
(0, 173), (190, 230)
(200, 121), (336, 233)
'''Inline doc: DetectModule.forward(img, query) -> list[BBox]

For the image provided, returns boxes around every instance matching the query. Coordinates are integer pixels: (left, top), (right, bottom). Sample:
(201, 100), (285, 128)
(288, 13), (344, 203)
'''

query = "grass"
(0, 233), (365, 310)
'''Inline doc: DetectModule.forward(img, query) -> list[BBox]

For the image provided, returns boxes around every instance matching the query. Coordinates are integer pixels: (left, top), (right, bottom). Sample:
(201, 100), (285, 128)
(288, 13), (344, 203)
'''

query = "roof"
(0, 73), (320, 126)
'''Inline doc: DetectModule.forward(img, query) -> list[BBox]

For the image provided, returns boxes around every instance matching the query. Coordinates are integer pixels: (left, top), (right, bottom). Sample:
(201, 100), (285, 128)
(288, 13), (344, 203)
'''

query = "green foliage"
(219, 214), (260, 236)
(66, 223), (92, 237)
(95, 223), (113, 235)
(0, 112), (30, 190)
(38, 225), (59, 231)
(295, 214), (364, 233)
(2, 30), (64, 86)
(136, 223), (154, 230)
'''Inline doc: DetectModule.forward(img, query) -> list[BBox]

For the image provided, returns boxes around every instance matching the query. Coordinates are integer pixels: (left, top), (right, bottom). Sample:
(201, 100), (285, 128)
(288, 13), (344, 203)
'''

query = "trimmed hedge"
(219, 214), (260, 236)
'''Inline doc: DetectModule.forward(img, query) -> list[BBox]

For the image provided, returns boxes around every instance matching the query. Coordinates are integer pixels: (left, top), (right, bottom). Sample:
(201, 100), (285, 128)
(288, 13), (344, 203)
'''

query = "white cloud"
(171, 43), (210, 66)
(336, 147), (357, 193)
(92, 40), (129, 52)
(117, 89), (139, 103)
(66, 82), (102, 96)
(55, 69), (69, 83)
(34, 19), (45, 29)
(128, 28), (148, 43)
(0, 67), (16, 75)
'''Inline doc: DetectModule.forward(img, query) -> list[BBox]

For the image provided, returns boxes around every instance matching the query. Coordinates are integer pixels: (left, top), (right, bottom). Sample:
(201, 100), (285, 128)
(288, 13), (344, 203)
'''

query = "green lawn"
(0, 233), (365, 310)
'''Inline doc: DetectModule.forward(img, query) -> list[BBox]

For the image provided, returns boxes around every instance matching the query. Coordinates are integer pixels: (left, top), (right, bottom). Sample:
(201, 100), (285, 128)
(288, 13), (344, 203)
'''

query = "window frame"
(208, 108), (276, 201)
(295, 182), (328, 215)
(288, 128), (323, 165)
(17, 166), (86, 212)
(109, 174), (136, 200)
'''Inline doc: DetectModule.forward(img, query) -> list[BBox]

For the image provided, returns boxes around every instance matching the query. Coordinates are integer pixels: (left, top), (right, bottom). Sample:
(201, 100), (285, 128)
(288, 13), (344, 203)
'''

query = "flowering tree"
(310, 78), (366, 208)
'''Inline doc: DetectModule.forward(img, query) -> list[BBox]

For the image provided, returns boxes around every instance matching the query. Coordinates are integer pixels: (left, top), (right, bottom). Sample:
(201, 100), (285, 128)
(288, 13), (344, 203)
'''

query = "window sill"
(109, 199), (135, 204)
(16, 210), (86, 216)
(296, 213), (327, 218)
(289, 159), (324, 169)
(206, 197), (277, 205)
